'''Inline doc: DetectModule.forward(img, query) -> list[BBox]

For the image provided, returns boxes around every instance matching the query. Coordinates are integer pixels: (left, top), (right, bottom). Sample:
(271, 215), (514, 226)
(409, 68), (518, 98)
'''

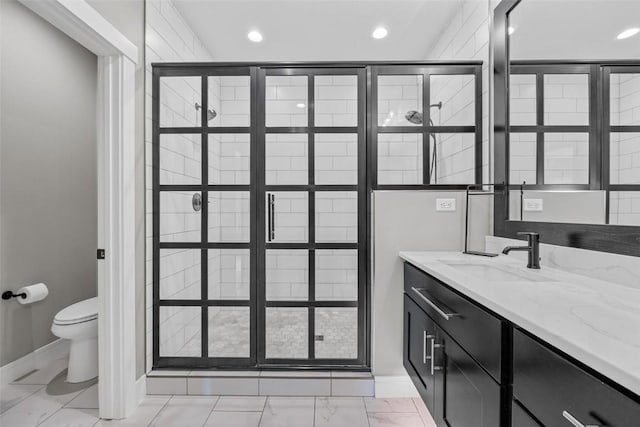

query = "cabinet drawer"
(513, 329), (640, 427)
(512, 400), (542, 427)
(404, 262), (503, 382)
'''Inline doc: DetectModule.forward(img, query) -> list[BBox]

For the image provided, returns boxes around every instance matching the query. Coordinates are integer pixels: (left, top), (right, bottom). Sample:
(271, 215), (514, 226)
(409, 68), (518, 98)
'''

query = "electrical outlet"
(436, 198), (456, 211)
(523, 198), (543, 211)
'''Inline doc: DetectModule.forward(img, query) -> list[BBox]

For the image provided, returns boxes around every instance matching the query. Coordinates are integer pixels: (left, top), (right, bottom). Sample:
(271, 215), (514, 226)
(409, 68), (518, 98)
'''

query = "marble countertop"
(399, 251), (640, 396)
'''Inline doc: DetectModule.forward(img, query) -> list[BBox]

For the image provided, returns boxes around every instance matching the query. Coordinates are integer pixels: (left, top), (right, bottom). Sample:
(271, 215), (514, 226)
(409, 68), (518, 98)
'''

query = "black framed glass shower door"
(153, 65), (367, 369)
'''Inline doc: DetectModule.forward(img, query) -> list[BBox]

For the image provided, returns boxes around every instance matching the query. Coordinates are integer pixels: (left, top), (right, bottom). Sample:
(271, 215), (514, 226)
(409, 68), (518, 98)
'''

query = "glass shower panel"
(544, 133), (589, 184)
(208, 307), (250, 358)
(610, 73), (640, 126)
(314, 134), (358, 185)
(265, 307), (308, 359)
(159, 306), (201, 357)
(159, 249), (201, 300)
(265, 192), (308, 243)
(609, 192), (640, 226)
(265, 76), (308, 127)
(265, 134), (308, 185)
(315, 250), (358, 301)
(208, 191), (250, 242)
(610, 133), (640, 185)
(377, 75), (423, 127)
(314, 75), (358, 127)
(208, 249), (250, 300)
(510, 74), (537, 126)
(159, 134), (201, 185)
(377, 133), (423, 185)
(431, 133), (475, 185)
(159, 76), (202, 128)
(315, 192), (358, 243)
(265, 250), (308, 301)
(207, 76), (251, 127)
(160, 191), (201, 242)
(544, 74), (589, 125)
(315, 308), (358, 359)
(430, 74), (475, 126)
(208, 134), (250, 185)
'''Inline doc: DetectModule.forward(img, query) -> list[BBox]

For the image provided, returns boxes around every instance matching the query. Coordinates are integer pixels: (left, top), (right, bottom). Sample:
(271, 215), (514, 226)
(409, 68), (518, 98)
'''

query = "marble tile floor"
(0, 359), (436, 427)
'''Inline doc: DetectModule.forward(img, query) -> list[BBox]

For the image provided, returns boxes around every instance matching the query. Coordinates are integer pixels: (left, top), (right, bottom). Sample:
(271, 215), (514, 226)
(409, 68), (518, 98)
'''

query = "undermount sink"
(440, 260), (552, 282)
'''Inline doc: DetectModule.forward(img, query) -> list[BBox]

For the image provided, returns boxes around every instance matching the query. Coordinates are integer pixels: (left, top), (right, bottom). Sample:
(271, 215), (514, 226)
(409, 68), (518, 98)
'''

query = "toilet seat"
(53, 297), (98, 325)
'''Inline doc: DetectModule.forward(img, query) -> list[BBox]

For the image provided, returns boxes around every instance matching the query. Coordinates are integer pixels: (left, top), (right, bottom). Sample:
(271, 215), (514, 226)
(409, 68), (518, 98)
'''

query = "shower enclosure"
(152, 62), (482, 369)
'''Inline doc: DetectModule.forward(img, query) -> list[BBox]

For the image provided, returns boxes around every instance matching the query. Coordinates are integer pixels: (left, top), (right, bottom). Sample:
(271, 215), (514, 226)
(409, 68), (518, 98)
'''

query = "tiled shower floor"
(0, 359), (437, 427)
(174, 309), (358, 360)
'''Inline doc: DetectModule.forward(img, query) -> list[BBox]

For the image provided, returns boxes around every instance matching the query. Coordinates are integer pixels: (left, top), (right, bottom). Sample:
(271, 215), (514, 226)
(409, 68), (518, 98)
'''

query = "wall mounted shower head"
(195, 103), (218, 121)
(404, 102), (442, 125)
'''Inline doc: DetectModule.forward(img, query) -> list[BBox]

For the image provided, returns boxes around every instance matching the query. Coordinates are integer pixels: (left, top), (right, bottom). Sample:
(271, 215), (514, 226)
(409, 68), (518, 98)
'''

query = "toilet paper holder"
(2, 291), (27, 301)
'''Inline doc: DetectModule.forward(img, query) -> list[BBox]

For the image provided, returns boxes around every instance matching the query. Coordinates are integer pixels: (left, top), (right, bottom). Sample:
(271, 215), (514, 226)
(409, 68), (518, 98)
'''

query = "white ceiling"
(172, 0), (462, 61)
(510, 0), (640, 60)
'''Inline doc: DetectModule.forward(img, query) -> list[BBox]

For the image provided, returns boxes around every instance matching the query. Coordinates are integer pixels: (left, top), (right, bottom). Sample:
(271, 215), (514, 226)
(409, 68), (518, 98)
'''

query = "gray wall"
(87, 0), (147, 380)
(0, 0), (98, 366)
(372, 191), (491, 377)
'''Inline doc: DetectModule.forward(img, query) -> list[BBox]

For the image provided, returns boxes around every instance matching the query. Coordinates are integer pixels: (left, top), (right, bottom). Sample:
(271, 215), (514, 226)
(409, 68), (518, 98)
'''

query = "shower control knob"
(192, 193), (202, 212)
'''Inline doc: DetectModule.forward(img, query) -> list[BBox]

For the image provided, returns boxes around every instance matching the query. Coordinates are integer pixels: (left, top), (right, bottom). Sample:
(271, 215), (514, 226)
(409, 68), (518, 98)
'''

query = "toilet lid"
(54, 297), (98, 325)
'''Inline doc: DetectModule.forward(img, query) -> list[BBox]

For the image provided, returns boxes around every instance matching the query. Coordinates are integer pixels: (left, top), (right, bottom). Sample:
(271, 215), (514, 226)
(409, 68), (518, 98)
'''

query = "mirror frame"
(493, 0), (640, 257)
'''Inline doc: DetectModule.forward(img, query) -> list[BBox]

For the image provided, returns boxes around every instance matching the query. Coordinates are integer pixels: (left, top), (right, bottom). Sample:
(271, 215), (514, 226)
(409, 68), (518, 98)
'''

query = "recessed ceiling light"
(296, 103), (305, 109)
(372, 27), (388, 40)
(617, 28), (639, 40)
(508, 26), (516, 35)
(247, 30), (263, 43)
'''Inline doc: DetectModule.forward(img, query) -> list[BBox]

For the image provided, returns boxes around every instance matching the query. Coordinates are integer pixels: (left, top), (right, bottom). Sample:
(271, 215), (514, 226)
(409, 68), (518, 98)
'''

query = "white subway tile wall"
(265, 134), (309, 185)
(159, 306), (201, 357)
(315, 192), (358, 243)
(609, 73), (640, 225)
(315, 250), (358, 301)
(377, 75), (422, 127)
(208, 134), (250, 185)
(543, 74), (589, 126)
(159, 249), (201, 300)
(430, 74), (475, 126)
(160, 191), (201, 242)
(314, 75), (358, 127)
(424, 0), (491, 183)
(377, 133), (423, 185)
(543, 133), (589, 184)
(509, 133), (537, 185)
(510, 74), (536, 126)
(314, 134), (358, 185)
(268, 192), (309, 243)
(434, 133), (476, 184)
(208, 76), (251, 127)
(265, 76), (308, 127)
(208, 191), (250, 242)
(207, 249), (250, 300)
(146, 0), (215, 369)
(266, 250), (309, 301)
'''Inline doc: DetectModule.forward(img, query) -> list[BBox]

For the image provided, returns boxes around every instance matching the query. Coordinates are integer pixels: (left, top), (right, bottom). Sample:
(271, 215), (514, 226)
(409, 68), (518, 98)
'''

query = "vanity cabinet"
(513, 329), (640, 427)
(403, 263), (503, 427)
(403, 261), (640, 427)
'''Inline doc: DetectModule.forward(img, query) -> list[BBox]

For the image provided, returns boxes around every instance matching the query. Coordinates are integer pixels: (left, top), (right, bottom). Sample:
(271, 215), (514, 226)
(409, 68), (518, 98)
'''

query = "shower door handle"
(267, 194), (275, 242)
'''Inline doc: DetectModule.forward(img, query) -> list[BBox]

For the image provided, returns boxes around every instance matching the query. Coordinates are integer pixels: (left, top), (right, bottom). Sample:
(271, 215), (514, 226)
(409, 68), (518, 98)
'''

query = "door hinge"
(97, 249), (105, 260)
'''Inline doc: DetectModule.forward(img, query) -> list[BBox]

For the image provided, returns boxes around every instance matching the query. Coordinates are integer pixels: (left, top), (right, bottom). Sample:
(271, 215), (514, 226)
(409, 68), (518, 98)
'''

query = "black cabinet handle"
(562, 411), (600, 427)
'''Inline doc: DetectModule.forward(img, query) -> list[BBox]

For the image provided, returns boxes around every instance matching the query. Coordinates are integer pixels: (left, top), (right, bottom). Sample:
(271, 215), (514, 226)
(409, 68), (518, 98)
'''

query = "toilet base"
(67, 335), (98, 383)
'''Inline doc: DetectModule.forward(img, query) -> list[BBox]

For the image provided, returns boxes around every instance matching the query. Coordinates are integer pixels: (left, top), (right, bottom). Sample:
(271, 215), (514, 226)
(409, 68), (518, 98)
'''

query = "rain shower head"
(404, 102), (443, 125)
(195, 103), (218, 121)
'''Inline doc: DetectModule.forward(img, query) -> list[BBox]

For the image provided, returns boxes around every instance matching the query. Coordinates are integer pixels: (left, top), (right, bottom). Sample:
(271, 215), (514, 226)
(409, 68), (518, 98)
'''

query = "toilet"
(51, 297), (98, 383)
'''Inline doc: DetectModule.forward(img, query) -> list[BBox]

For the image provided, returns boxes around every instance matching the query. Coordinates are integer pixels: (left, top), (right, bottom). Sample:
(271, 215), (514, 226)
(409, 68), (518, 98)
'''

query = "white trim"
(136, 375), (147, 405)
(18, 0), (138, 420)
(0, 339), (69, 386)
(374, 375), (420, 398)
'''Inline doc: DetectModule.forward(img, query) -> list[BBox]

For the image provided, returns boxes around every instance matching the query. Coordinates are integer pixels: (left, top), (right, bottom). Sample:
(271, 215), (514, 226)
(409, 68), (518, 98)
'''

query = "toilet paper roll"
(16, 283), (49, 305)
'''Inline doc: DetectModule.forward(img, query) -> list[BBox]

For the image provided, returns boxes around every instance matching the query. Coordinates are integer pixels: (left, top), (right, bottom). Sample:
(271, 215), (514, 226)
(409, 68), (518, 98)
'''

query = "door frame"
(19, 0), (139, 419)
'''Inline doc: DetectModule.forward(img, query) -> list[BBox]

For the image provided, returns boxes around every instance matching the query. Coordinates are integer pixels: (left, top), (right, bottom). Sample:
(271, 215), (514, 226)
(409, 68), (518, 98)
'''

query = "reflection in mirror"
(506, 0), (640, 226)
(509, 190), (606, 224)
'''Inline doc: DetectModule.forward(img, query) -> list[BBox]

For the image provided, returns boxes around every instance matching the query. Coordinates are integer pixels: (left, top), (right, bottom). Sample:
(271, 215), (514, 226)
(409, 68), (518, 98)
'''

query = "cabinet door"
(404, 295), (436, 411)
(433, 325), (501, 427)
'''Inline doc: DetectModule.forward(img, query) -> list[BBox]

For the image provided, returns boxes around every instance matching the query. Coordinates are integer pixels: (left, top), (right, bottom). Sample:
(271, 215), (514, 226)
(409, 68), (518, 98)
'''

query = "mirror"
(505, 0), (640, 226)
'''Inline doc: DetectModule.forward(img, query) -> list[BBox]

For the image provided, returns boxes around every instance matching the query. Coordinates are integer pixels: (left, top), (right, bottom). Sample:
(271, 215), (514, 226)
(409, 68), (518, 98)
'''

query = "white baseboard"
(135, 374), (147, 404)
(0, 339), (70, 385)
(374, 375), (420, 398)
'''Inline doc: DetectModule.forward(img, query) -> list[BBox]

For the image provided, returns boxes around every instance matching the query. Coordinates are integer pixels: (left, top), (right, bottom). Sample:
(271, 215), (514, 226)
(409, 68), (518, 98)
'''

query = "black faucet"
(502, 232), (541, 269)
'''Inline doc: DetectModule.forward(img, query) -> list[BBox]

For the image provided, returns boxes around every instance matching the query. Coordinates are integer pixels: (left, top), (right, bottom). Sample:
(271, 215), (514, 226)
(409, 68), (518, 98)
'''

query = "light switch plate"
(523, 198), (543, 211)
(436, 198), (456, 211)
